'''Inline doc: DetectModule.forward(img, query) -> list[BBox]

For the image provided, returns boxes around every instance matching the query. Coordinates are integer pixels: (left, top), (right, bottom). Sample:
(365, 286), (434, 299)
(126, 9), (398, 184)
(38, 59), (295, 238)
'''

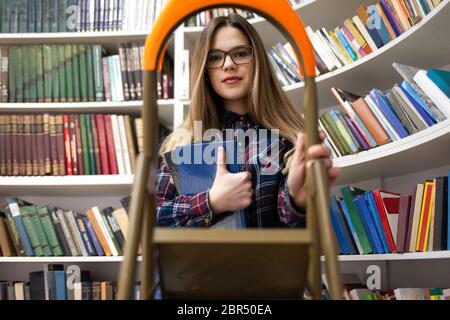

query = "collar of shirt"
(222, 110), (255, 129)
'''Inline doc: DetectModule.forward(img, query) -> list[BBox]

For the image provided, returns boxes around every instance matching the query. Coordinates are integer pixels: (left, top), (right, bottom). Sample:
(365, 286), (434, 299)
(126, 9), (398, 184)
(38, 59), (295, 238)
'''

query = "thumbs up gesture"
(209, 147), (253, 215)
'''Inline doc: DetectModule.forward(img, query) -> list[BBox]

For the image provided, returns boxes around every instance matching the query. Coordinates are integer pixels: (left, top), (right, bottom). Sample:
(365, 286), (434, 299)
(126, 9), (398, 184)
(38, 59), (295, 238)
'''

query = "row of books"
(184, 7), (258, 28)
(330, 172), (449, 255)
(268, 0), (443, 85)
(0, 43), (174, 103)
(0, 0), (169, 33)
(0, 196), (132, 257)
(320, 64), (449, 159)
(0, 113), (143, 177)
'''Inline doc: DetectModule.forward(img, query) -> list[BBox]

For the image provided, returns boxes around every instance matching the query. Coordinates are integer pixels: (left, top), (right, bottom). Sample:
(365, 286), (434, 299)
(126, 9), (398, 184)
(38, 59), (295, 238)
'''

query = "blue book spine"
(427, 69), (450, 99)
(370, 5), (393, 44)
(329, 202), (348, 254)
(364, 18), (385, 47)
(370, 89), (409, 138)
(354, 196), (383, 254)
(331, 197), (357, 254)
(336, 29), (357, 61)
(401, 80), (439, 122)
(55, 271), (66, 300)
(342, 115), (370, 150)
(74, 214), (97, 256)
(268, 48), (301, 83)
(365, 192), (390, 253)
(418, 0), (431, 14)
(340, 200), (363, 254)
(6, 201), (35, 256)
(82, 216), (105, 256)
(379, 0), (403, 36)
(399, 84), (436, 126)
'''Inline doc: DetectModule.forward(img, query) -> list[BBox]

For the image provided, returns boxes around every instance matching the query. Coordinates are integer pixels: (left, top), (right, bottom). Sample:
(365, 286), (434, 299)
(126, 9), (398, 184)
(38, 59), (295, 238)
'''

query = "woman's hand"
(209, 147), (253, 215)
(287, 132), (341, 209)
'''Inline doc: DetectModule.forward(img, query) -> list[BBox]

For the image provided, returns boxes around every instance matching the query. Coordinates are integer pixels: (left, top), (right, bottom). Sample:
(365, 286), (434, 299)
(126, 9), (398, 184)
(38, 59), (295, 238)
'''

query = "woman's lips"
(222, 77), (242, 85)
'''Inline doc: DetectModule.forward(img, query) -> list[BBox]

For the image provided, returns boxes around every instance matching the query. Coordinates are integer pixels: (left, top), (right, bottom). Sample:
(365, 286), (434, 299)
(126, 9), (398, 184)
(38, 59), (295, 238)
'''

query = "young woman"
(156, 13), (340, 228)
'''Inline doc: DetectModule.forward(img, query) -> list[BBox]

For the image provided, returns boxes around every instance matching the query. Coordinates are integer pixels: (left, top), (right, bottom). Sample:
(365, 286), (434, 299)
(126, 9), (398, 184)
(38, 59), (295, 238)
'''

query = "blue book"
(427, 68), (450, 99)
(330, 197), (357, 254)
(55, 271), (66, 300)
(174, 140), (247, 228)
(379, 0), (403, 37)
(329, 203), (348, 255)
(335, 29), (357, 61)
(399, 82), (436, 126)
(4, 198), (34, 257)
(370, 89), (410, 138)
(365, 192), (390, 253)
(368, 5), (392, 45)
(401, 80), (440, 123)
(353, 195), (384, 254)
(82, 216), (104, 256)
(339, 199), (363, 254)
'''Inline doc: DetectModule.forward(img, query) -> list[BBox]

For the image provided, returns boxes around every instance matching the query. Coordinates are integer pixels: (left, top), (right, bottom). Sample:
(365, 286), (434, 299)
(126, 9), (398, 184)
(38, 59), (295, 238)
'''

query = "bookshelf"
(1, 0), (450, 298)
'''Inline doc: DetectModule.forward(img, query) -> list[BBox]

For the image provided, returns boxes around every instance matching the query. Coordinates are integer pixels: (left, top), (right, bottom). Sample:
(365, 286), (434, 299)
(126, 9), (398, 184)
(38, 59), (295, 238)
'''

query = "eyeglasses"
(206, 45), (254, 69)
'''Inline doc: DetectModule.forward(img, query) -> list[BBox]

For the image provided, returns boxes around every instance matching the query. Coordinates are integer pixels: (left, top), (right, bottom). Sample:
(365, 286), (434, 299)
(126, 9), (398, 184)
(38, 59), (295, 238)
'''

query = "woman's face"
(207, 26), (255, 103)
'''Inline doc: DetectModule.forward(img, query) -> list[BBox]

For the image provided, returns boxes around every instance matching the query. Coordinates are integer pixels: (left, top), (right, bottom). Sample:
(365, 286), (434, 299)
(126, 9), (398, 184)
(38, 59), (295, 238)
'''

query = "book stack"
(268, 0), (444, 85)
(319, 64), (449, 159)
(0, 196), (133, 258)
(330, 172), (449, 255)
(0, 42), (173, 103)
(184, 7), (258, 27)
(0, 0), (171, 33)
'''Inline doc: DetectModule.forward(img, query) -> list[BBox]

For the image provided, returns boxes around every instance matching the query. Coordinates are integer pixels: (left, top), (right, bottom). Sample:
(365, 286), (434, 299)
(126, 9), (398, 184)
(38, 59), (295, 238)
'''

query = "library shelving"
(1, 0), (450, 297)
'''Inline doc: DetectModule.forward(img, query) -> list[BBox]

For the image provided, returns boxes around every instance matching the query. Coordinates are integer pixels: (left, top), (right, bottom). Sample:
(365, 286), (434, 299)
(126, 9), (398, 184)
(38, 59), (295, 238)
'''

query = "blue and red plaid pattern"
(156, 111), (306, 228)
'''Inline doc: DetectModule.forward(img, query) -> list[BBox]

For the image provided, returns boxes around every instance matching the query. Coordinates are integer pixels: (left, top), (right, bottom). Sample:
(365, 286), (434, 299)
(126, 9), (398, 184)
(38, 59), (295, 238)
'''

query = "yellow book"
(329, 31), (353, 64)
(425, 181), (436, 251)
(343, 19), (372, 55)
(415, 181), (434, 251)
(389, 0), (412, 31)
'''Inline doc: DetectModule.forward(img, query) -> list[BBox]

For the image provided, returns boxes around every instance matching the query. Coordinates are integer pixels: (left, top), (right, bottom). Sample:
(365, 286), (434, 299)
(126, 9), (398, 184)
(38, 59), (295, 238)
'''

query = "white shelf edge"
(321, 251), (450, 262)
(0, 30), (149, 40)
(334, 119), (450, 168)
(0, 99), (175, 109)
(0, 175), (134, 187)
(282, 0), (449, 95)
(0, 256), (142, 263)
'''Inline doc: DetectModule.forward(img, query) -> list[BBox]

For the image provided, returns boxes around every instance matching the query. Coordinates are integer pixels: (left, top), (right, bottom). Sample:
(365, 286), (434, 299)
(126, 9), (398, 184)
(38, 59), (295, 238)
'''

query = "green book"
(100, 209), (122, 256)
(341, 186), (372, 254)
(22, 46), (31, 102)
(37, 206), (64, 256)
(18, 0), (28, 32)
(1, 0), (10, 33)
(78, 44), (88, 102)
(9, 1), (19, 33)
(58, 45), (67, 102)
(92, 45), (105, 101)
(86, 45), (96, 102)
(85, 114), (96, 175)
(36, 46), (45, 102)
(321, 112), (351, 155)
(42, 0), (50, 32)
(80, 114), (90, 175)
(20, 206), (43, 257)
(8, 47), (16, 102)
(58, 0), (67, 31)
(72, 45), (81, 102)
(64, 45), (74, 102)
(50, 0), (58, 32)
(35, 0), (43, 32)
(51, 45), (60, 102)
(28, 206), (53, 256)
(29, 46), (38, 103)
(27, 0), (36, 32)
(43, 45), (53, 102)
(15, 46), (24, 103)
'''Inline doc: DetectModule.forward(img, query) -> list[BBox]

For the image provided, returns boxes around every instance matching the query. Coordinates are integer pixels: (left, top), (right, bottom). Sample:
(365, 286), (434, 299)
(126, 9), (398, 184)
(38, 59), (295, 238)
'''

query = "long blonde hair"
(160, 13), (304, 172)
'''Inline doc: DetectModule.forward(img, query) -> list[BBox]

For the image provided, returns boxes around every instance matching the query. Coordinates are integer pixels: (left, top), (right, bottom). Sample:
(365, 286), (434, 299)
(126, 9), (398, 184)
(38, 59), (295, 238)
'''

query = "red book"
(69, 115), (78, 175)
(104, 115), (118, 175)
(373, 190), (400, 252)
(90, 115), (102, 175)
(74, 115), (84, 176)
(95, 115), (110, 175)
(63, 115), (73, 175)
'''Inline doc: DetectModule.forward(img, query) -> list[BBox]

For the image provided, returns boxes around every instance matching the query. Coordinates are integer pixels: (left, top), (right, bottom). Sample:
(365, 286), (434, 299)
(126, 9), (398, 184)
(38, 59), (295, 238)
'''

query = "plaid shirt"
(156, 111), (306, 228)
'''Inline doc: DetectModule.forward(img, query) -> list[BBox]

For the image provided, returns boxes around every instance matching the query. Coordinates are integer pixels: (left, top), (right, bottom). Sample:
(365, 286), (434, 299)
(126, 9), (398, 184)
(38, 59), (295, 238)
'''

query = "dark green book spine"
(58, 45), (66, 102)
(29, 46), (38, 103)
(93, 45), (104, 101)
(64, 45), (74, 102)
(35, 0), (43, 32)
(8, 47), (16, 102)
(80, 114), (90, 175)
(15, 47), (24, 103)
(29, 206), (53, 256)
(43, 45), (52, 102)
(28, 0), (36, 32)
(78, 44), (88, 102)
(86, 45), (95, 102)
(72, 45), (81, 102)
(42, 0), (50, 32)
(36, 46), (45, 102)
(9, 1), (19, 33)
(51, 45), (60, 102)
(50, 0), (58, 32)
(58, 0), (67, 31)
(22, 46), (31, 102)
(1, 0), (10, 33)
(85, 114), (96, 175)
(18, 0), (28, 33)
(322, 112), (352, 155)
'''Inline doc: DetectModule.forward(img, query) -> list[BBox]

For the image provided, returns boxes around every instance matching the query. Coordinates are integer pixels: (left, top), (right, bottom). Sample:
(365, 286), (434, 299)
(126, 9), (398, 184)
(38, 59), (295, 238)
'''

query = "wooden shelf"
(0, 100), (176, 127)
(334, 119), (450, 185)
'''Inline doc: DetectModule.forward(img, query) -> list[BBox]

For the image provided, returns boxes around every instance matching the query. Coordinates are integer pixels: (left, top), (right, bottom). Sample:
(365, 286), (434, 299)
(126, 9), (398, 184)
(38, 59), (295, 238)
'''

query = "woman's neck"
(224, 99), (249, 115)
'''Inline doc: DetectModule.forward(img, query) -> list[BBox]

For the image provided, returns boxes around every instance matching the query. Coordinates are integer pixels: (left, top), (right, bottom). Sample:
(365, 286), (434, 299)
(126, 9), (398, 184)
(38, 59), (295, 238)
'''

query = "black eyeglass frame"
(206, 45), (254, 69)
